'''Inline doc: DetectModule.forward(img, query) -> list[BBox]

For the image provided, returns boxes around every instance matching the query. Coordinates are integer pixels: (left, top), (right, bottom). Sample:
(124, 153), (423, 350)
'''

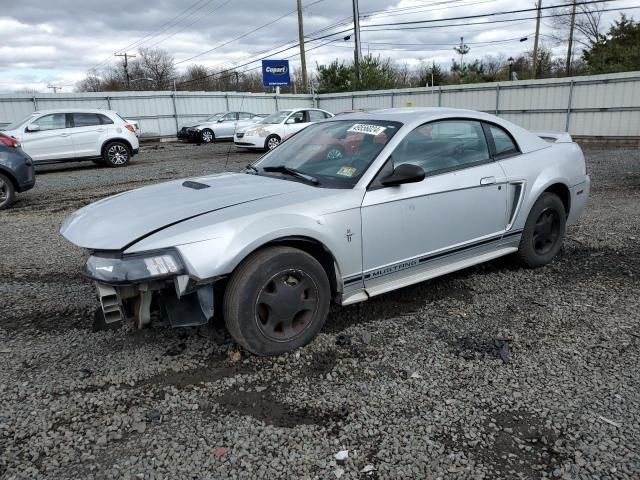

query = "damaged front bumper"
(177, 127), (202, 142)
(86, 250), (217, 329)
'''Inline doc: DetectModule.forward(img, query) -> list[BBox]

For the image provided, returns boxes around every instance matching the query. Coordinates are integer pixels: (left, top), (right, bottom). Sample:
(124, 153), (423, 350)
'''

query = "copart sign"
(262, 60), (291, 87)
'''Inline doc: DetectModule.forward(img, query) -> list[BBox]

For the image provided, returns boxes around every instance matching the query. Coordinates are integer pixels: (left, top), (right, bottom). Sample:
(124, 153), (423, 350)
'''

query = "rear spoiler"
(533, 131), (573, 143)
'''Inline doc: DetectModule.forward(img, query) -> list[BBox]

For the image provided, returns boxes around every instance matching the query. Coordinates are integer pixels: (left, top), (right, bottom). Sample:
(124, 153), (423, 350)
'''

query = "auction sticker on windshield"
(336, 166), (357, 177)
(347, 124), (387, 135)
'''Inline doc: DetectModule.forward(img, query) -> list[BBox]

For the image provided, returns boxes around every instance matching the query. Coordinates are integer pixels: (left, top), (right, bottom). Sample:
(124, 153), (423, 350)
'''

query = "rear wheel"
(517, 192), (566, 268)
(0, 173), (16, 210)
(201, 129), (215, 144)
(265, 135), (281, 151)
(103, 141), (131, 167)
(224, 247), (331, 356)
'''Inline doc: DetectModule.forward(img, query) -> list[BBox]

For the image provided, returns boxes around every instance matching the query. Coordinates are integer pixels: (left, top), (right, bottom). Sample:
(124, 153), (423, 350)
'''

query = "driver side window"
(30, 113), (66, 131)
(290, 111), (305, 123)
(223, 113), (237, 122)
(392, 119), (490, 176)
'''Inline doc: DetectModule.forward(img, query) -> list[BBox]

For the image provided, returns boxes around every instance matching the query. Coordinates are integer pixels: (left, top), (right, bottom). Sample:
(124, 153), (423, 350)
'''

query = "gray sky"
(0, 0), (638, 92)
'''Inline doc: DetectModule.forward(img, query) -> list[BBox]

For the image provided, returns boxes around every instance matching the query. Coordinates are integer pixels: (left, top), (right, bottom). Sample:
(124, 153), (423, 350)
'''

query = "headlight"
(245, 129), (257, 137)
(84, 250), (184, 284)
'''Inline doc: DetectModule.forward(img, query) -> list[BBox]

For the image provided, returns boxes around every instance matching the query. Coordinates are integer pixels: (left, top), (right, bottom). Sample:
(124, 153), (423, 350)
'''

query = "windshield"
(260, 110), (292, 124)
(2, 113), (36, 131)
(253, 119), (402, 188)
(205, 113), (224, 122)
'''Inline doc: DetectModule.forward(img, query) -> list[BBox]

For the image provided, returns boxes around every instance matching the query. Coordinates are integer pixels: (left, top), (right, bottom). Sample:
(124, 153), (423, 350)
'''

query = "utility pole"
(352, 0), (362, 89)
(296, 0), (308, 93)
(566, 0), (577, 76)
(115, 53), (136, 89)
(532, 0), (542, 79)
(47, 85), (62, 93)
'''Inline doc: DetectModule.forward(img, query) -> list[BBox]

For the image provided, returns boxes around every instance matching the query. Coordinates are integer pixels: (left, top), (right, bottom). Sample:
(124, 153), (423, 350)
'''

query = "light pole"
(508, 57), (515, 81)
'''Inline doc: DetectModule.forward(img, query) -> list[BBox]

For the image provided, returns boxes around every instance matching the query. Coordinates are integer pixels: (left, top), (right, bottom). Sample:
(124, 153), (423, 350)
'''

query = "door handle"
(480, 176), (496, 185)
(59, 133), (70, 137)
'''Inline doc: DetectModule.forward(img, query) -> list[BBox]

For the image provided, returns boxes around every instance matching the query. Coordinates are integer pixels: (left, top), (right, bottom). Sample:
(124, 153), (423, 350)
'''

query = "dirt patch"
(440, 410), (565, 479)
(301, 350), (337, 378)
(215, 385), (333, 428)
(138, 354), (253, 390)
(1, 306), (95, 332)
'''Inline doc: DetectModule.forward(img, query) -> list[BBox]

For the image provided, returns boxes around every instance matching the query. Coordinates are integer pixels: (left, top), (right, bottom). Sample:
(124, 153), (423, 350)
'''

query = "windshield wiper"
(262, 165), (320, 185)
(245, 163), (258, 174)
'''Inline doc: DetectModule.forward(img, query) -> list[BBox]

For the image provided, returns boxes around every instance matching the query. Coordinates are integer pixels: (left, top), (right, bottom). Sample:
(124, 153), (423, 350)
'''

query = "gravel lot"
(0, 142), (638, 479)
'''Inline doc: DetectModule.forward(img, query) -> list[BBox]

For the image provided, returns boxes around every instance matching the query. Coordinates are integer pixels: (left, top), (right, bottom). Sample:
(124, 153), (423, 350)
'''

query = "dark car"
(0, 133), (35, 210)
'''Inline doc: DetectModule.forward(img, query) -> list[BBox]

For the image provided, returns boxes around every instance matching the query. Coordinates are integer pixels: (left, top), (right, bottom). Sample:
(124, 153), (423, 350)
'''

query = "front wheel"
(0, 173), (16, 210)
(103, 141), (131, 167)
(265, 135), (281, 151)
(200, 129), (214, 144)
(517, 192), (566, 268)
(224, 247), (331, 356)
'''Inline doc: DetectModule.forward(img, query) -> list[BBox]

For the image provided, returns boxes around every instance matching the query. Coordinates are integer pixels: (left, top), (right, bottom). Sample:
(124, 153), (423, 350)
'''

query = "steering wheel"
(453, 143), (466, 157)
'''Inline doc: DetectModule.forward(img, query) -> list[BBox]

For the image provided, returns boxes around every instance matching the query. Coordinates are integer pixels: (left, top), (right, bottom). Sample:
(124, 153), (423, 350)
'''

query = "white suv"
(1, 109), (140, 167)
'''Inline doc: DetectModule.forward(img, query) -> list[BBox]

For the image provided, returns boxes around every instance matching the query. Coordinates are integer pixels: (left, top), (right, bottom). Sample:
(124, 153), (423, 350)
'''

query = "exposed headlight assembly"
(84, 250), (184, 284)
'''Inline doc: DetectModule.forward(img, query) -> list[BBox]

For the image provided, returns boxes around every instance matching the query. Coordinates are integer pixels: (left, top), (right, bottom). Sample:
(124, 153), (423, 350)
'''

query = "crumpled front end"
(86, 249), (217, 329)
(177, 126), (205, 142)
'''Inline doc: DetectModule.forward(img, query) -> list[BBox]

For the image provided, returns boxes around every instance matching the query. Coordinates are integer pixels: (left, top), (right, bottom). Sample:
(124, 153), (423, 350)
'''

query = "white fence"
(0, 71), (638, 138)
(317, 71), (640, 138)
(0, 91), (314, 137)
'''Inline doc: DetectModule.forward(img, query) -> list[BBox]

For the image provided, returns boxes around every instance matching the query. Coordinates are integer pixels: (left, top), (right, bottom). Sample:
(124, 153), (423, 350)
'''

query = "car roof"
(30, 108), (116, 115)
(325, 107), (549, 154)
(327, 107), (493, 123)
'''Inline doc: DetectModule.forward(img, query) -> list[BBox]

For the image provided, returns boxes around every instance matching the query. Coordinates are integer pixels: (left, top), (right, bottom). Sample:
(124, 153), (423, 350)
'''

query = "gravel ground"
(0, 142), (638, 480)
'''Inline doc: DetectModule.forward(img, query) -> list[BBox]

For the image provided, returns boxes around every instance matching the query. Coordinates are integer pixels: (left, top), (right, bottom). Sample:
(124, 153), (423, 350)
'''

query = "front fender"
(172, 210), (360, 281)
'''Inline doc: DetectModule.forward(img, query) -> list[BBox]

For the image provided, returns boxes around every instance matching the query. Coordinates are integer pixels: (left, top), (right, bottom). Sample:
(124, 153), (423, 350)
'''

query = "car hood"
(60, 173), (311, 251)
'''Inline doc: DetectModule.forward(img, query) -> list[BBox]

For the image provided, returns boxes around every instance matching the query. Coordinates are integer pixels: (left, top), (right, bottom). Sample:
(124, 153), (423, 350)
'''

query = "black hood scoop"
(182, 181), (210, 190)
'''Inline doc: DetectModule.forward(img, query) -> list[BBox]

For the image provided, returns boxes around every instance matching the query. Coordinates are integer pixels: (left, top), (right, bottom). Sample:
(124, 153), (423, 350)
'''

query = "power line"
(173, 0), (639, 88)
(361, 0), (615, 28)
(361, 2), (637, 32)
(144, 0), (235, 50)
(115, 0), (214, 54)
(175, 0), (326, 65)
(85, 0), (213, 73)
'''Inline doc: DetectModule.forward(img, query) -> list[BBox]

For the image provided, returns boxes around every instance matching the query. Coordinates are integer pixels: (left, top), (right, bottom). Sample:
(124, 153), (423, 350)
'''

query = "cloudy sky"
(1, 0), (638, 92)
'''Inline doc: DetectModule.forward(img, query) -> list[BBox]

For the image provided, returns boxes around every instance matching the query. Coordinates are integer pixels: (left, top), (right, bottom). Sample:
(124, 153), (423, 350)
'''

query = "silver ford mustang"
(61, 108), (590, 355)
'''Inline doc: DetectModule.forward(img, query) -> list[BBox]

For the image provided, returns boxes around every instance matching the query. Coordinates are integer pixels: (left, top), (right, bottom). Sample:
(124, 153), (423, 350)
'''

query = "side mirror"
(381, 163), (425, 187)
(26, 124), (40, 132)
(217, 118), (225, 123)
(285, 118), (295, 125)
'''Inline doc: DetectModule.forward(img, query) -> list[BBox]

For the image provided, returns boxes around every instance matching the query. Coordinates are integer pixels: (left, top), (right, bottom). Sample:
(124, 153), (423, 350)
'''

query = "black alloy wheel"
(532, 208), (561, 255)
(255, 269), (319, 342)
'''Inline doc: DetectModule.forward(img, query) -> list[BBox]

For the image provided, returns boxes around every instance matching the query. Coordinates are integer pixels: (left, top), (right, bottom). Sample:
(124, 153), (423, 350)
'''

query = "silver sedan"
(177, 111), (263, 143)
(61, 108), (591, 355)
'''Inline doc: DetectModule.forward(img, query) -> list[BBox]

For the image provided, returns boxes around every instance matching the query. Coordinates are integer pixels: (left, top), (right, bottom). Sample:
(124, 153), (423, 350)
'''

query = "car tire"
(265, 135), (281, 151)
(0, 173), (16, 210)
(517, 192), (566, 268)
(224, 246), (331, 356)
(103, 141), (131, 167)
(201, 129), (215, 144)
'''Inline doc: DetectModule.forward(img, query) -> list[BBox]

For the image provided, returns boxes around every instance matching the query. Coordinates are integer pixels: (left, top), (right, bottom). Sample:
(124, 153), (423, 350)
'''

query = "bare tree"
(136, 48), (176, 90)
(552, 1), (607, 48)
